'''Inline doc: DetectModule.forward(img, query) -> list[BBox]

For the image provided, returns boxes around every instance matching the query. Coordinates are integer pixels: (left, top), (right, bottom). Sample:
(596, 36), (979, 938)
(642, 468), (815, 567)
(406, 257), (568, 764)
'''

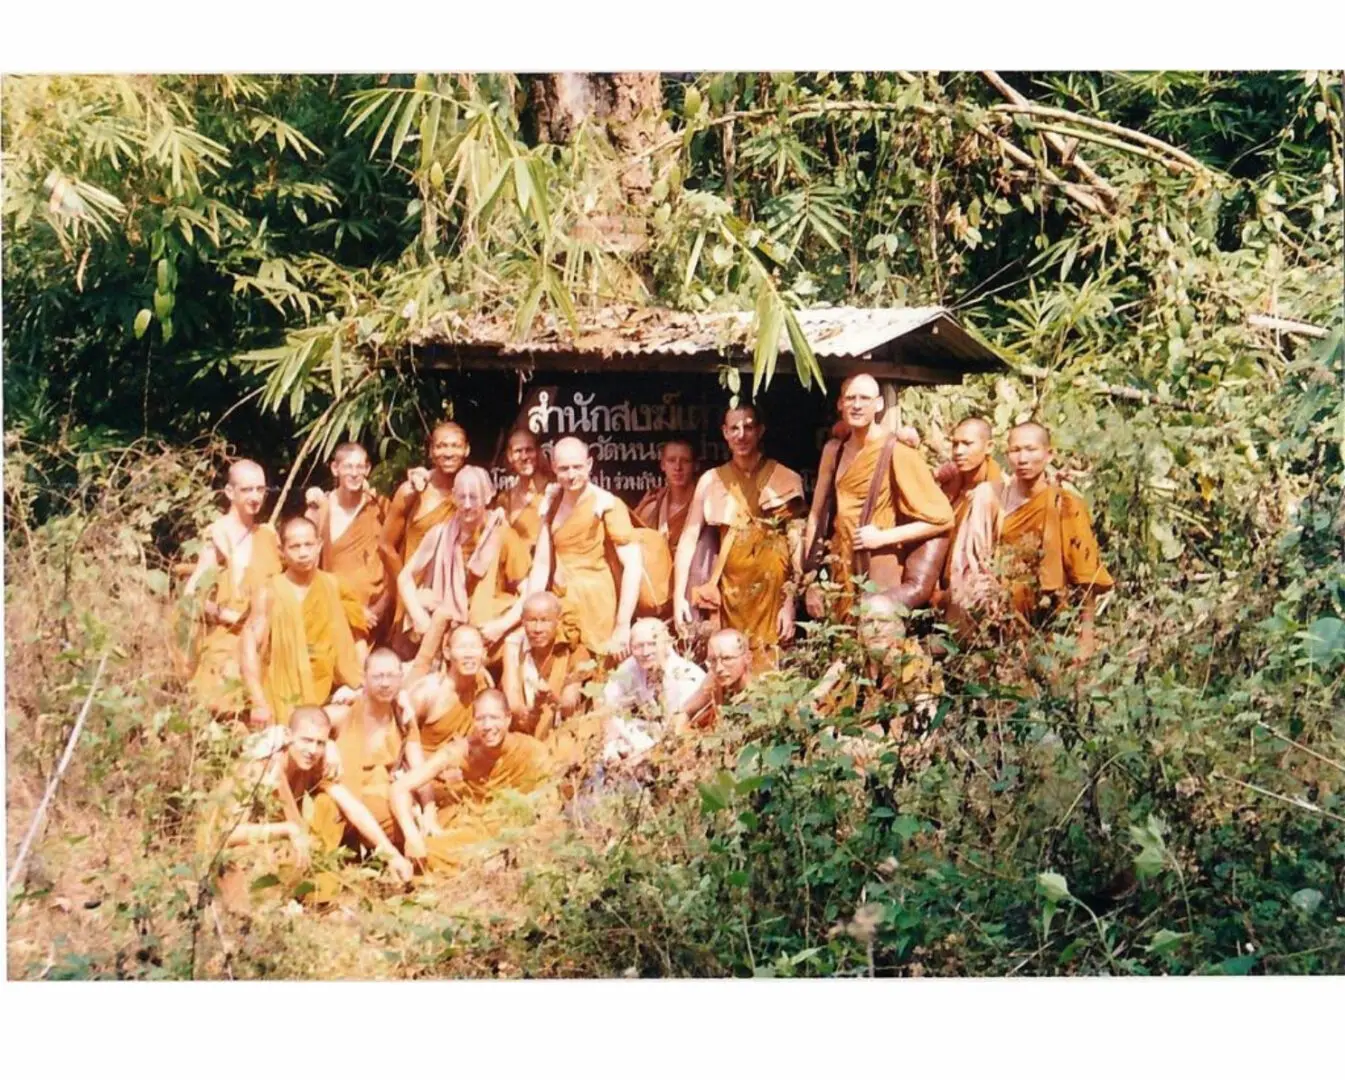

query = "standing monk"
(803, 374), (954, 618)
(932, 418), (1003, 607)
(382, 421), (469, 652)
(240, 516), (365, 728)
(526, 436), (644, 658)
(673, 404), (805, 666)
(494, 428), (552, 553)
(949, 422), (1114, 659)
(634, 440), (698, 555)
(306, 443), (390, 661)
(184, 460), (283, 715)
(500, 591), (595, 739)
(396, 466), (531, 659)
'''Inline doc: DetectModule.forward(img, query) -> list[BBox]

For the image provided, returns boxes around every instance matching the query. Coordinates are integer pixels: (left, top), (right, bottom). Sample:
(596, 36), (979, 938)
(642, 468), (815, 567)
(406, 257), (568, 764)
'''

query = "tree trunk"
(528, 73), (671, 253)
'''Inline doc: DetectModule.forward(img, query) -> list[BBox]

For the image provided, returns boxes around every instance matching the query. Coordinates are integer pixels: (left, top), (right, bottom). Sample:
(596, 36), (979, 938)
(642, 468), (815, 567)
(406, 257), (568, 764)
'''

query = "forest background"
(3, 70), (1343, 980)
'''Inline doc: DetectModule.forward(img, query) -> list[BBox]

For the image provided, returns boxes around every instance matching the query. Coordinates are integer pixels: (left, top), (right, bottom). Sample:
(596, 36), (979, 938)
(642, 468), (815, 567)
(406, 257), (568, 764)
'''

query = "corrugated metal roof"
(411, 303), (1003, 371)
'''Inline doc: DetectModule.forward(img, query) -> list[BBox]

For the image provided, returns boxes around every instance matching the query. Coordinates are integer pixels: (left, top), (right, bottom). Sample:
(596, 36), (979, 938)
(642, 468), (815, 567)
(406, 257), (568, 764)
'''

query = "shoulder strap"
(817, 439), (842, 516)
(858, 436), (898, 529)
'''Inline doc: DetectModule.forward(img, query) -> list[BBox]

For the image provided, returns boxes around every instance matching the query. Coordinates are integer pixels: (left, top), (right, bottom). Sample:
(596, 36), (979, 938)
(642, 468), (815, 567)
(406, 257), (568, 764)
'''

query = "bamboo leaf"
(389, 93), (420, 165)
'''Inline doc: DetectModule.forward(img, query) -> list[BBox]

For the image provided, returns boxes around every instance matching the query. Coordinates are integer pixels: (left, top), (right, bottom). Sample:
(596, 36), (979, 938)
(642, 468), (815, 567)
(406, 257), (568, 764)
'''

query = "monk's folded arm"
(673, 472), (714, 604)
(379, 484), (415, 578)
(526, 525), (555, 598)
(183, 533), (220, 598)
(225, 821), (298, 848)
(398, 562), (431, 631)
(501, 644), (528, 721)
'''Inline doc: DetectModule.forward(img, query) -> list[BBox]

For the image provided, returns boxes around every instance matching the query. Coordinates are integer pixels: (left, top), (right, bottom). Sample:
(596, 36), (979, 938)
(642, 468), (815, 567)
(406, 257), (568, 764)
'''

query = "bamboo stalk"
(1247, 314), (1330, 339)
(7, 652), (110, 893)
(981, 72), (1118, 203)
(1033, 124), (1204, 174)
(989, 103), (1210, 174)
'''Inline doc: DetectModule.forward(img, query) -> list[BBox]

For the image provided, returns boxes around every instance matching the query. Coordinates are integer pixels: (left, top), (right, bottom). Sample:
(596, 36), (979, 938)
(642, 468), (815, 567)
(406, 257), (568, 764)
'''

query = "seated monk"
(948, 421), (1114, 659)
(634, 440), (698, 555)
(673, 628), (753, 733)
(804, 374), (954, 620)
(931, 417), (1003, 608)
(526, 436), (643, 657)
(391, 689), (551, 872)
(381, 421), (469, 656)
(404, 618), (494, 752)
(184, 459), (283, 714)
(199, 707), (411, 898)
(241, 516), (365, 728)
(601, 617), (705, 767)
(673, 404), (806, 668)
(315, 648), (426, 859)
(303, 442), (392, 659)
(809, 594), (945, 773)
(397, 465), (530, 659)
(493, 428), (552, 553)
(501, 591), (595, 740)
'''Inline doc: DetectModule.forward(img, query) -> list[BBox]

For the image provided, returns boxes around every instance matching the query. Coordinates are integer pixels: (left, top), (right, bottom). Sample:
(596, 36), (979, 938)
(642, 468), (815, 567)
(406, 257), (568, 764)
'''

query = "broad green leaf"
(133, 309), (152, 339)
(1290, 888), (1324, 914)
(1146, 929), (1187, 955)
(250, 873), (281, 892)
(1038, 871), (1071, 904)
(1303, 617), (1345, 667)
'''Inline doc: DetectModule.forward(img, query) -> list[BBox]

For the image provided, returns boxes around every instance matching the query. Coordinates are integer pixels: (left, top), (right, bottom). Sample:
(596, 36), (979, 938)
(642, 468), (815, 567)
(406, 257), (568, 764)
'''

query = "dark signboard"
(447, 371), (839, 506)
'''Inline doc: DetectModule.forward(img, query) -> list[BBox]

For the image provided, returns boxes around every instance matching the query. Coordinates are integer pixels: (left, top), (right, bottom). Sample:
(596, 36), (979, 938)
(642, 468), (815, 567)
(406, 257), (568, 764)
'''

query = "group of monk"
(185, 372), (1112, 889)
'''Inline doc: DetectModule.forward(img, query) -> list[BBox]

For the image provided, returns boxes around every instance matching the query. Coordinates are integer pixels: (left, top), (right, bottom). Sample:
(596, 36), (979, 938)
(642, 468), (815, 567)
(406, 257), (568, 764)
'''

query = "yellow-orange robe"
(318, 495), (386, 635)
(386, 483), (457, 633)
(189, 524), (283, 714)
(424, 732), (551, 870)
(548, 487), (636, 654)
(494, 474), (548, 553)
(510, 637), (595, 739)
(312, 701), (416, 846)
(407, 514), (531, 632)
(260, 571), (364, 725)
(419, 670), (494, 754)
(830, 438), (954, 594)
(635, 486), (692, 556)
(700, 459), (804, 650)
(999, 485), (1115, 621)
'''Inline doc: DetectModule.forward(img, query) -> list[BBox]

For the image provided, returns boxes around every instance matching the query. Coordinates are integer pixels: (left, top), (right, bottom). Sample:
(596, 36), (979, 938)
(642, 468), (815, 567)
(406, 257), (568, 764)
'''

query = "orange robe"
(318, 495), (386, 634)
(635, 486), (692, 556)
(260, 571), (364, 725)
(494, 474), (548, 553)
(424, 732), (551, 870)
(700, 459), (804, 650)
(316, 701), (416, 838)
(548, 487), (636, 654)
(387, 483), (457, 633)
(406, 513), (531, 632)
(830, 438), (954, 594)
(998, 485), (1115, 621)
(419, 671), (494, 754)
(189, 524), (283, 714)
(510, 637), (595, 738)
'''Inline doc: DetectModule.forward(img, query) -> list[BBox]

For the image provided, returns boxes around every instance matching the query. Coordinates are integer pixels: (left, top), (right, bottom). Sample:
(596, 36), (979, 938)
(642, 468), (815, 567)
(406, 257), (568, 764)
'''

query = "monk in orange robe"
(240, 516), (365, 728)
(674, 405), (805, 665)
(673, 628), (754, 733)
(634, 439), (698, 556)
(501, 591), (595, 739)
(391, 689), (551, 872)
(493, 428), (552, 553)
(313, 649), (423, 859)
(930, 417), (1004, 605)
(949, 422), (1114, 658)
(302, 443), (391, 658)
(804, 374), (954, 618)
(397, 466), (531, 659)
(382, 421), (468, 654)
(526, 436), (644, 657)
(184, 460), (283, 714)
(405, 620), (494, 754)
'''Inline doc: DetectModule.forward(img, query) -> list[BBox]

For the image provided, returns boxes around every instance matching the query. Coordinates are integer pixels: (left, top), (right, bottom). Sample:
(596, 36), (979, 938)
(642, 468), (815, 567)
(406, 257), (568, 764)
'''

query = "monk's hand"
(855, 524), (886, 551)
(407, 466), (430, 493)
(896, 425), (921, 449)
(1075, 624), (1097, 665)
(777, 601), (796, 644)
(404, 831), (428, 861)
(395, 690), (416, 729)
(330, 685), (359, 707)
(934, 461), (959, 487)
(249, 703), (274, 729)
(804, 584), (826, 620)
(304, 486), (327, 510)
(363, 605), (381, 632)
(389, 854), (414, 883)
(480, 617), (510, 647)
(410, 609), (433, 638)
(290, 827), (312, 873)
(605, 624), (632, 659)
(673, 596), (692, 630)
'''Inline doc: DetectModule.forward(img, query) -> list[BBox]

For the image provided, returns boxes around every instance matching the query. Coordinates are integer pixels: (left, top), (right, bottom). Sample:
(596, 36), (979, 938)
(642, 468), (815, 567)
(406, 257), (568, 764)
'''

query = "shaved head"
(954, 417), (992, 442)
(366, 646), (401, 672)
(288, 705), (331, 734)
(431, 421), (467, 443)
(227, 459), (265, 486)
(280, 515), (319, 542)
(449, 623), (485, 647)
(1009, 421), (1051, 448)
(552, 437), (589, 465)
(473, 687), (509, 716)
(522, 591), (563, 618)
(849, 373), (881, 398)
